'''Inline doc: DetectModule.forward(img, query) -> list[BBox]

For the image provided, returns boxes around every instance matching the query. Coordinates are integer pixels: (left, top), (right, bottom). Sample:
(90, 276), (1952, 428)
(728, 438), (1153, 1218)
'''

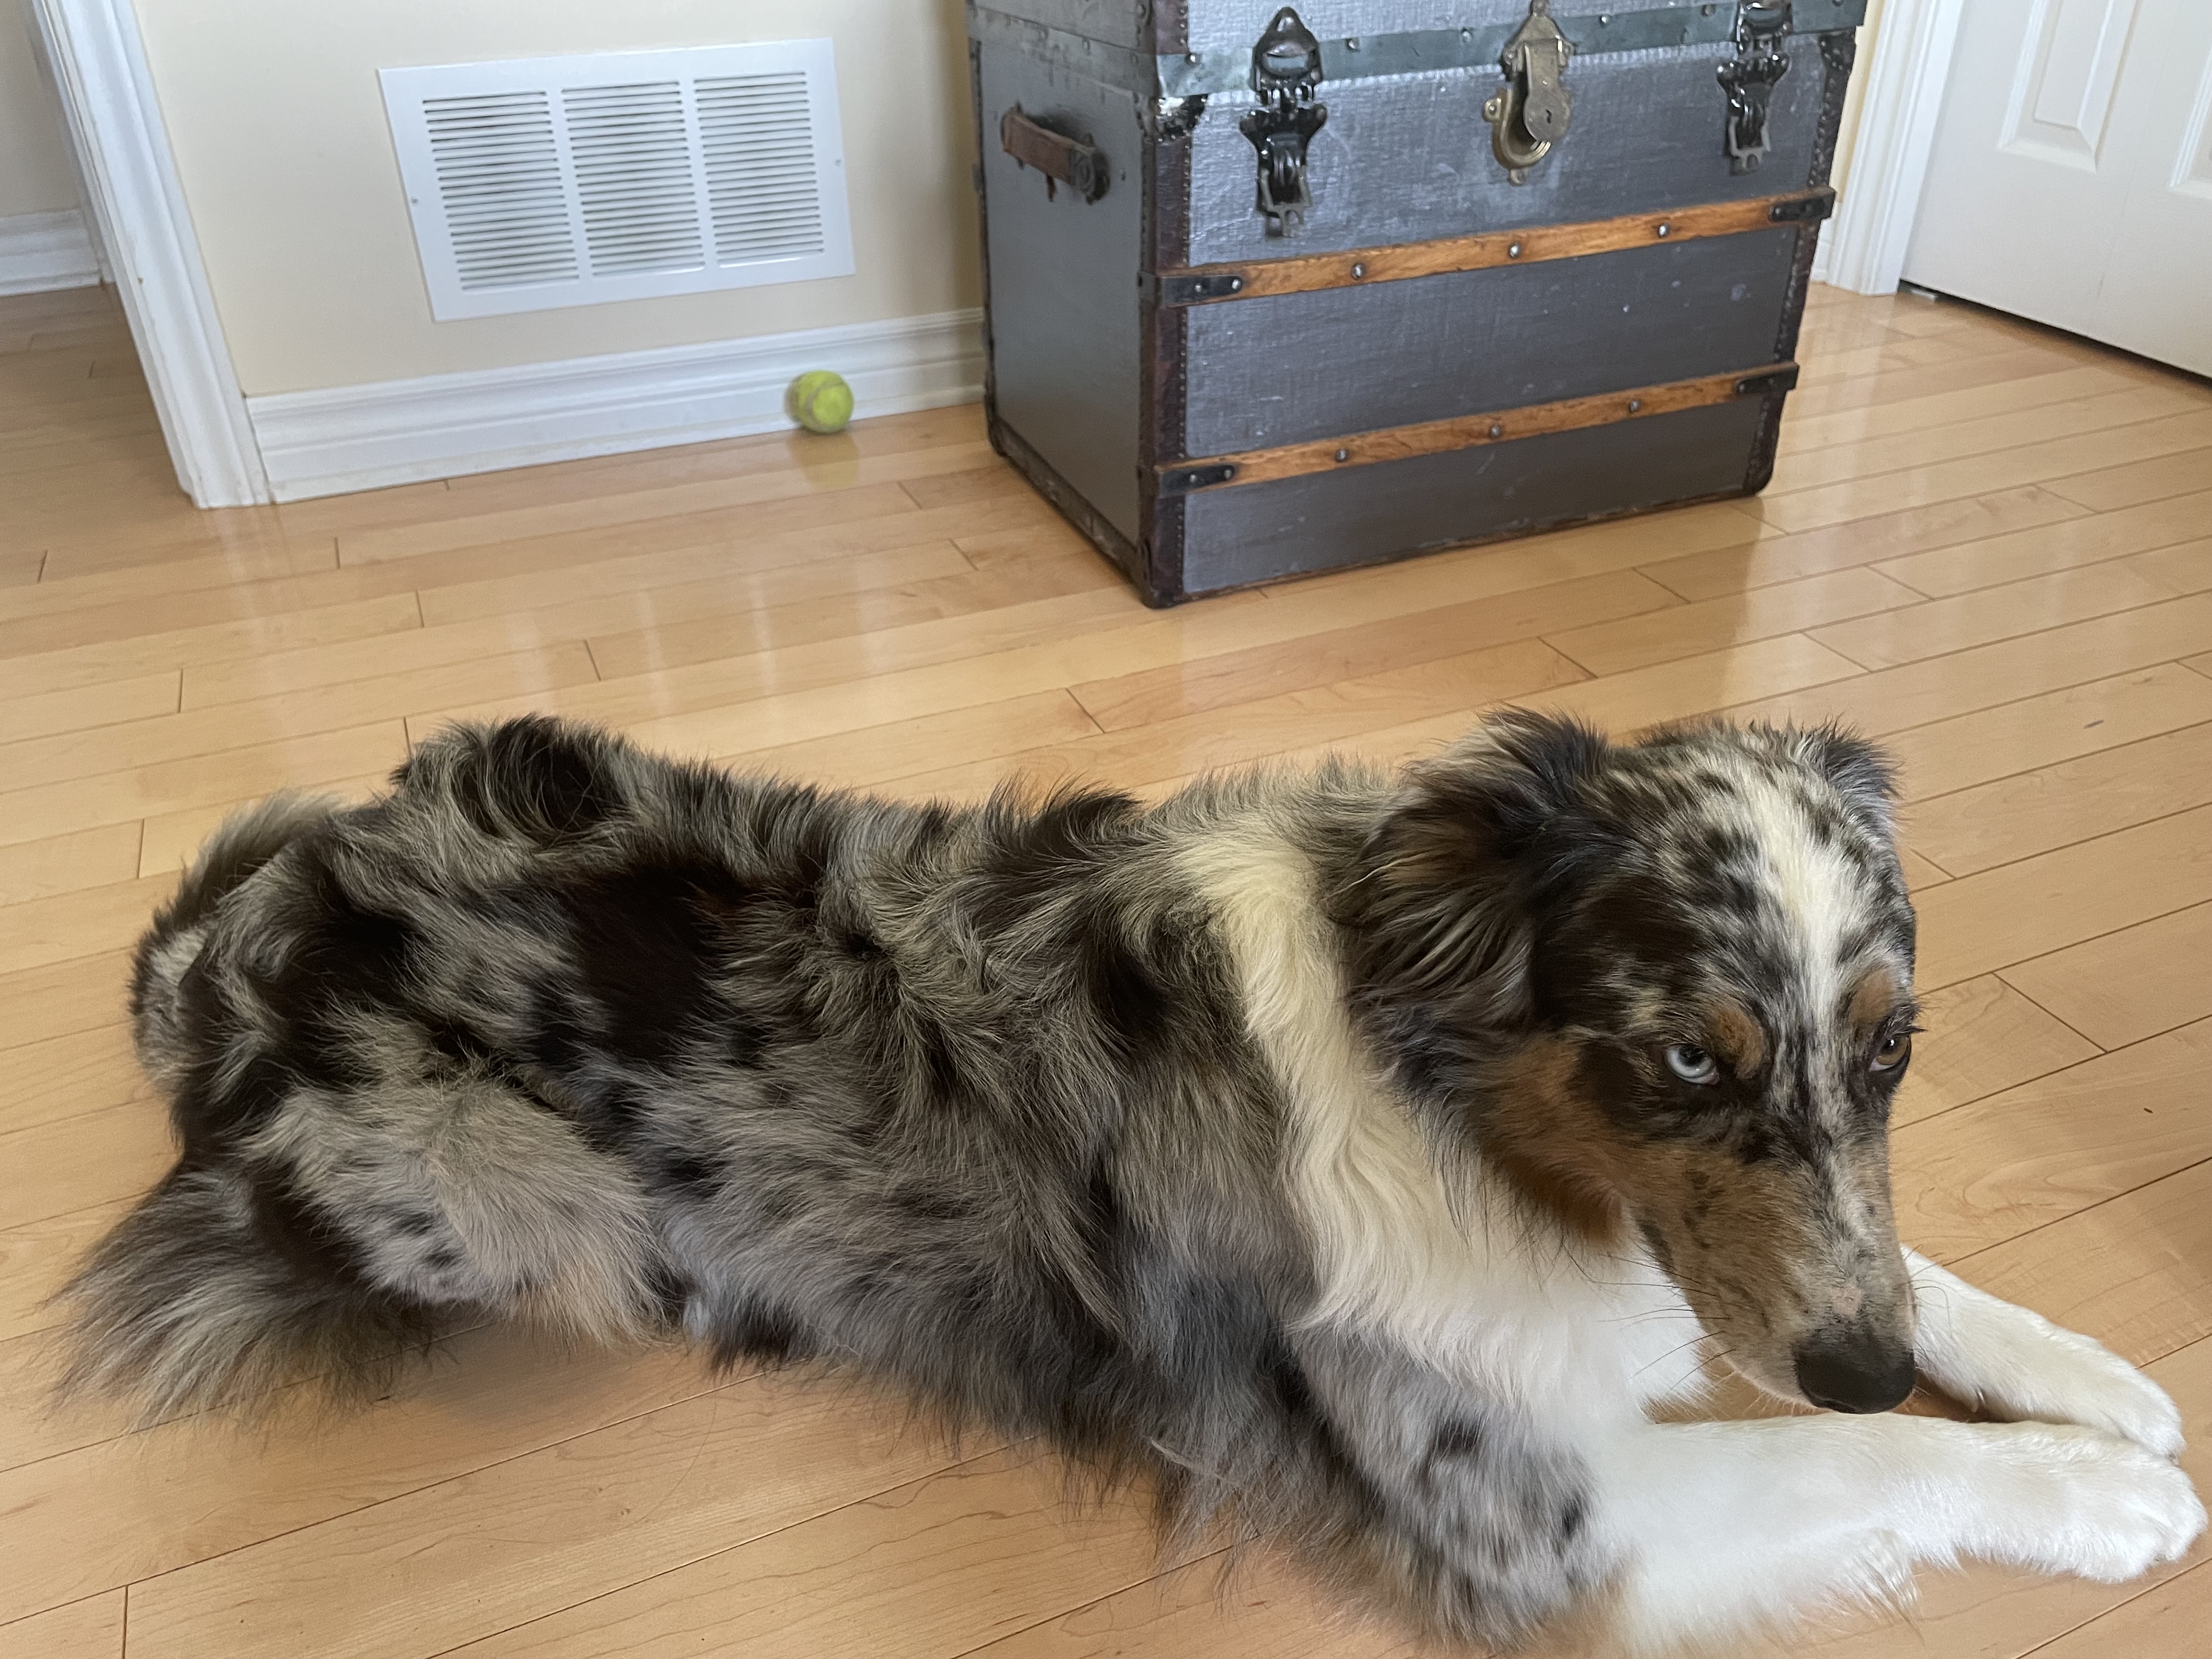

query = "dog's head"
(1355, 711), (1920, 1412)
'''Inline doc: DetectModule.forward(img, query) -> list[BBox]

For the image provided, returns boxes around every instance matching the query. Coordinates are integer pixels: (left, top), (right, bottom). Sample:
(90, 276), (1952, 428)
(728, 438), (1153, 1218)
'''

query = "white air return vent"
(380, 42), (853, 321)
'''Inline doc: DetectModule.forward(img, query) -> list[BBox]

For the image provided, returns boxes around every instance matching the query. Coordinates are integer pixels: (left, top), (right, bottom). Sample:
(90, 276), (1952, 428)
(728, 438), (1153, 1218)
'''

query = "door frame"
(28, 0), (269, 506)
(1819, 0), (1969, 295)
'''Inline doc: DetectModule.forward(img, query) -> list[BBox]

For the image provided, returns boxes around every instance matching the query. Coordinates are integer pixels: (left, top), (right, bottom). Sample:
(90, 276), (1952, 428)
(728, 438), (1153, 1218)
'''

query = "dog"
(60, 710), (2202, 1651)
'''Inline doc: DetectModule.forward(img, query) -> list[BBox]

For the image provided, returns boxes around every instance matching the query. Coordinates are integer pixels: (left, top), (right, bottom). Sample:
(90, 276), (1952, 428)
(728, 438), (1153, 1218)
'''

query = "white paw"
(1976, 1423), (2206, 1583)
(1923, 1288), (2186, 1457)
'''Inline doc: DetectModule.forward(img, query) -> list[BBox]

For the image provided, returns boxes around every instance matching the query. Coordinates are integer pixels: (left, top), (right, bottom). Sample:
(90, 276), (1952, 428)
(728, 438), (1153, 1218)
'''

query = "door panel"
(1905, 0), (2212, 375)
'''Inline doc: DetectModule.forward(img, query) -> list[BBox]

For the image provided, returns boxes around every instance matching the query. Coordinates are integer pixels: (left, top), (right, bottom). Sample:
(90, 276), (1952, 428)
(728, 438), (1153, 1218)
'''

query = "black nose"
(1794, 1329), (1916, 1413)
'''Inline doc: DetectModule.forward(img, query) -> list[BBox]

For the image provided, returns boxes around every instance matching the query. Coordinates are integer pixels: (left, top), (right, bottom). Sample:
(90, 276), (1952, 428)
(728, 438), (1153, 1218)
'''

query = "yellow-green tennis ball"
(788, 370), (854, 435)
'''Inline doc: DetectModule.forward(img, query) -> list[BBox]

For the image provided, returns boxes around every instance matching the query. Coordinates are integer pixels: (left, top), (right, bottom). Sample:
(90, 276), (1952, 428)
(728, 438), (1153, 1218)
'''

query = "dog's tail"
(64, 790), (438, 1421)
(54, 1165), (439, 1423)
(128, 791), (336, 1090)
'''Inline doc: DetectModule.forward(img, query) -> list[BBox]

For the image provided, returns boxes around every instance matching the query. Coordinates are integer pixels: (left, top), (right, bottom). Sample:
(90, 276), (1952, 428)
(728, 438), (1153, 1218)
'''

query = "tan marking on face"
(1848, 963), (1903, 1036)
(1483, 1036), (1630, 1248)
(1706, 998), (1767, 1076)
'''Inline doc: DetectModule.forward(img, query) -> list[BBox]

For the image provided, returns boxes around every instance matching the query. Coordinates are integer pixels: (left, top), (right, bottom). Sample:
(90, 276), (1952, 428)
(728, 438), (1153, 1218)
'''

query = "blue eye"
(1665, 1043), (1720, 1085)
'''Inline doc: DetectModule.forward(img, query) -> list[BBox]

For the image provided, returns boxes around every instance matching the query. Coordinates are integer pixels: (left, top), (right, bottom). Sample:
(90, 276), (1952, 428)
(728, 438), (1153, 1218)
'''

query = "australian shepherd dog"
(60, 711), (2201, 1651)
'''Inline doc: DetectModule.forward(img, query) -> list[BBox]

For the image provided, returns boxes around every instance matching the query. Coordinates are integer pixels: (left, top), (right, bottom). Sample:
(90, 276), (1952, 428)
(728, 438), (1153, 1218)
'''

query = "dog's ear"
(1357, 710), (1611, 1027)
(1784, 722), (1900, 837)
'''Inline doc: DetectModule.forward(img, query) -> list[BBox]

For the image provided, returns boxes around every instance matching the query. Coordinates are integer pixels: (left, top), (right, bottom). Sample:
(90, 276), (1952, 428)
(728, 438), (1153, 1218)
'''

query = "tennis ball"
(787, 370), (854, 435)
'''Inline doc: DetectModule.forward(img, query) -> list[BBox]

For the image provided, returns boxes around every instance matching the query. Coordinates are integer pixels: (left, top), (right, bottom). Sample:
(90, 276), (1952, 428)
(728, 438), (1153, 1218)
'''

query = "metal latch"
(1483, 0), (1574, 184)
(1000, 106), (1110, 203)
(1239, 8), (1329, 236)
(1717, 1), (1792, 174)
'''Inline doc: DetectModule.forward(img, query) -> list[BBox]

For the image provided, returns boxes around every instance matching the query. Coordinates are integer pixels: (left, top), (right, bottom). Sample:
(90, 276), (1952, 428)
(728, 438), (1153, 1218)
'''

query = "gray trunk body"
(970, 0), (1860, 603)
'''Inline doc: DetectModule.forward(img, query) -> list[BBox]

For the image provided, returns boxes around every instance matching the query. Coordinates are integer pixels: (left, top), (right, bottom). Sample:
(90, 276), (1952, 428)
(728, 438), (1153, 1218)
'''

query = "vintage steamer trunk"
(969, 0), (1864, 604)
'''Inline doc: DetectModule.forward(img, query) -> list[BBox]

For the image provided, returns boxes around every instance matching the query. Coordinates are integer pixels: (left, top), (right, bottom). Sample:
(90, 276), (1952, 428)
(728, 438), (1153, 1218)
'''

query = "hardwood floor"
(2, 278), (2209, 1658)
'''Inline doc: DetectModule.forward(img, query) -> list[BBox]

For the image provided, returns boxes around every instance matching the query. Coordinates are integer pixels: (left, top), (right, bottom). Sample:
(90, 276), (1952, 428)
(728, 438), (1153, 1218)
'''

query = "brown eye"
(1871, 1031), (1912, 1072)
(1664, 1043), (1720, 1085)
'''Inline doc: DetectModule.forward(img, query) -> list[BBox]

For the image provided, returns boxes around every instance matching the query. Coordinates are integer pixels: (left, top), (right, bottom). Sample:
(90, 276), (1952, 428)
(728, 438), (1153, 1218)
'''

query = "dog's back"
(60, 716), (1290, 1443)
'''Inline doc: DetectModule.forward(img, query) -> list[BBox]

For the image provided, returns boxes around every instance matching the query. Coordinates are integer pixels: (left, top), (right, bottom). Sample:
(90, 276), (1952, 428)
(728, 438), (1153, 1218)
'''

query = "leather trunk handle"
(1000, 107), (1109, 203)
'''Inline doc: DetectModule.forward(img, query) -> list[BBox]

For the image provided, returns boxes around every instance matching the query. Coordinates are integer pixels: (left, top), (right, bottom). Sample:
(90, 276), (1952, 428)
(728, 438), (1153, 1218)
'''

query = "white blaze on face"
(1724, 758), (1865, 1071)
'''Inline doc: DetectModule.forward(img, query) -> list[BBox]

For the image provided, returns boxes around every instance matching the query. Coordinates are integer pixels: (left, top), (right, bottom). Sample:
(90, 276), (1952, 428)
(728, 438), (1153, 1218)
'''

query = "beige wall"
(131, 0), (980, 397)
(2, 1), (83, 218)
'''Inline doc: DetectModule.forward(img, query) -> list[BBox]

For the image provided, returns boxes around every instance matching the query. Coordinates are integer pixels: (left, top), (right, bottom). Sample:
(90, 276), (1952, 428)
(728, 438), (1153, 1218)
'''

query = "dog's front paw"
(1973, 1309), (2176, 1451)
(1974, 1423), (2205, 1582)
(1923, 1285), (2185, 1457)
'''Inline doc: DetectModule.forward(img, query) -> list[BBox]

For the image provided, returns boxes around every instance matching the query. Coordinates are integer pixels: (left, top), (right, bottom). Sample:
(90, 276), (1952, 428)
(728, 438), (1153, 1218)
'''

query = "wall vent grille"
(381, 42), (852, 320)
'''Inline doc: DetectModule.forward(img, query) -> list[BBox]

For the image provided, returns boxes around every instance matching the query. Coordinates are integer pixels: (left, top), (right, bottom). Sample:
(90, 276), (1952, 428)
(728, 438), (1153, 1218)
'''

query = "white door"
(1904, 0), (2212, 375)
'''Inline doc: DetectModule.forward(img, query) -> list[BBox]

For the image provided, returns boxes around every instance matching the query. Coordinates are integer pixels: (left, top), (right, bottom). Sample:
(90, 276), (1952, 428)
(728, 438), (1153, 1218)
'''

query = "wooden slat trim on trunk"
(1153, 189), (1833, 307)
(1158, 364), (1799, 495)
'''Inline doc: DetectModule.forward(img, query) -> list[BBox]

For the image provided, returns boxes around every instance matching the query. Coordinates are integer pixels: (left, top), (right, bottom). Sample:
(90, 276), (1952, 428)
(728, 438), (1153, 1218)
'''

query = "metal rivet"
(1351, 262), (1366, 278)
(1228, 278), (1243, 291)
(1187, 51), (1201, 63)
(1628, 398), (1643, 413)
(1656, 222), (1671, 238)
(1335, 448), (1351, 462)
(1703, 3), (1715, 12)
(1598, 12), (1610, 22)
(1346, 36), (1361, 49)
(1462, 27), (1474, 41)
(1488, 423), (1504, 439)
(1507, 242), (1522, 258)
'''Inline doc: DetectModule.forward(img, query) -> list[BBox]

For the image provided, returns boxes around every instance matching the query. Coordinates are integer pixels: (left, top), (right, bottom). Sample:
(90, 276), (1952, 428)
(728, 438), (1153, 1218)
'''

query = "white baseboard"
(247, 308), (987, 502)
(0, 207), (101, 295)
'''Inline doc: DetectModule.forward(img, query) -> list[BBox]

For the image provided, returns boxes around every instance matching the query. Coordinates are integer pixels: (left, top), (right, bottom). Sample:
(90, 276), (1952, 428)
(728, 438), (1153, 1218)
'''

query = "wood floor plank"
(0, 1026), (147, 1139)
(0, 1102), (170, 1232)
(2001, 903), (2212, 1051)
(584, 549), (1125, 684)
(0, 648), (589, 799)
(1872, 492), (2212, 598)
(1544, 565), (1914, 677)
(0, 823), (143, 907)
(968, 1550), (1420, 1659)
(0, 1331), (740, 1630)
(334, 442), (1001, 566)
(0, 669), (177, 746)
(0, 720), (411, 849)
(1951, 1156), (2212, 1370)
(0, 1199), (133, 1344)
(1906, 722), (2212, 876)
(0, 871), (171, 980)
(0, 1590), (123, 1659)
(120, 1373), (981, 1659)
(1772, 343), (2106, 422)
(809, 637), (1587, 803)
(1812, 561), (2183, 671)
(2047, 446), (2212, 512)
(1722, 593), (2212, 748)
(2026, 1560), (2212, 1658)
(1073, 568), (1679, 732)
(1894, 1020), (2212, 1263)
(1639, 487), (2090, 602)
(2, 953), (132, 1050)
(0, 592), (424, 702)
(1882, 665), (2212, 804)
(1912, 805), (2212, 990)
(1894, 976), (2100, 1129)
(1767, 382), (2209, 495)
(726, 690), (1104, 793)
(428, 1448), (1160, 1659)
(1773, 364), (2160, 458)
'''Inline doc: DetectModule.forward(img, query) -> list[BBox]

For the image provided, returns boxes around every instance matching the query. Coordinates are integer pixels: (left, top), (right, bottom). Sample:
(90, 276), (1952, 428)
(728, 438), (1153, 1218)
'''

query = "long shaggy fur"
(58, 710), (1962, 1646)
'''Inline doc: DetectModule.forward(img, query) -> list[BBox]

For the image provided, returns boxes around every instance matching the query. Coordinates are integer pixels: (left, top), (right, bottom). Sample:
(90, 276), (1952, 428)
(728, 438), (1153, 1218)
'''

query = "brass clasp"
(1483, 0), (1575, 184)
